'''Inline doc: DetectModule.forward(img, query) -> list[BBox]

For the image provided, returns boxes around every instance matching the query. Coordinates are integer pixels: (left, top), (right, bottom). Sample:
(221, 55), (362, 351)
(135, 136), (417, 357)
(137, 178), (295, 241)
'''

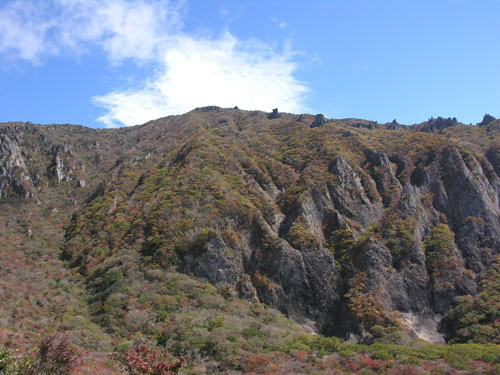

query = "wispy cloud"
(272, 17), (287, 30)
(219, 6), (244, 24)
(0, 0), (308, 126)
(0, 1), (55, 62)
(0, 0), (183, 63)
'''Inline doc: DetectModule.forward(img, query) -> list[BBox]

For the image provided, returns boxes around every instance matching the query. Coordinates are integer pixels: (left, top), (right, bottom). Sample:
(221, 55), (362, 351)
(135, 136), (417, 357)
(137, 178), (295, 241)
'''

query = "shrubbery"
(424, 224), (460, 290)
(442, 256), (500, 344)
(111, 343), (186, 375)
(0, 335), (78, 375)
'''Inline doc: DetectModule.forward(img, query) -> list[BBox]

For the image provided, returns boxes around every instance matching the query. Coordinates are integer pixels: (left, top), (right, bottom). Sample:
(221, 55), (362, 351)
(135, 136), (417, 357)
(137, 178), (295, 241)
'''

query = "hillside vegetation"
(0, 109), (499, 373)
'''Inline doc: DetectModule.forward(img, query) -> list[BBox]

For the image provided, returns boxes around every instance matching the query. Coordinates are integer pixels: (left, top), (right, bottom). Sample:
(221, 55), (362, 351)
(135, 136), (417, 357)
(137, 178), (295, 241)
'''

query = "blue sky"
(0, 0), (499, 128)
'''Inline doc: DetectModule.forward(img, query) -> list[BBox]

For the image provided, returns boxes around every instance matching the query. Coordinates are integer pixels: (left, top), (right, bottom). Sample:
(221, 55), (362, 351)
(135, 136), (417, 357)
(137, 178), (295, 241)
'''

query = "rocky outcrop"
(239, 146), (500, 340)
(364, 150), (402, 206)
(310, 114), (327, 128)
(386, 119), (404, 130)
(268, 108), (281, 119)
(47, 144), (76, 183)
(416, 116), (458, 133)
(179, 216), (344, 335)
(255, 240), (342, 335)
(477, 114), (496, 127)
(438, 147), (500, 271)
(0, 134), (35, 198)
(328, 156), (383, 227)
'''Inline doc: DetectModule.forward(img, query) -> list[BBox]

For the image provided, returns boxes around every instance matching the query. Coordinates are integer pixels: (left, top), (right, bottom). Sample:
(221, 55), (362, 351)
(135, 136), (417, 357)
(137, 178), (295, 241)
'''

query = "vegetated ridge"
(0, 108), (499, 374)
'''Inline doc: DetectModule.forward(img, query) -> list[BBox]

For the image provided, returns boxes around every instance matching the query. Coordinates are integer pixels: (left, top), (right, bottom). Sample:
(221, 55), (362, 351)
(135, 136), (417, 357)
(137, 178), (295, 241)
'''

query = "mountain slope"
(1, 108), (500, 355)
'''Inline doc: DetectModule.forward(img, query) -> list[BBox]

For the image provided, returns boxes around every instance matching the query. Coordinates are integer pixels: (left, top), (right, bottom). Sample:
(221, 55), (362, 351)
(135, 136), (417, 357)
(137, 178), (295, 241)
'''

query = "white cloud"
(0, 1), (56, 62)
(94, 33), (307, 126)
(0, 0), (182, 62)
(0, 0), (308, 126)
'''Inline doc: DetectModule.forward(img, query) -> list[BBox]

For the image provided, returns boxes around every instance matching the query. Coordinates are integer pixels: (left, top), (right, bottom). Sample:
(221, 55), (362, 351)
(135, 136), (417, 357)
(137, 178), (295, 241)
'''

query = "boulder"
(310, 114), (326, 128)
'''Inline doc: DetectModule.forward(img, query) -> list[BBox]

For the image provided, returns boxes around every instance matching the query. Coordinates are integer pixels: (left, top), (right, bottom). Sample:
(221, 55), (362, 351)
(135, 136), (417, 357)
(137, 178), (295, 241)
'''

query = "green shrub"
(204, 316), (225, 332)
(326, 228), (358, 276)
(442, 256), (500, 344)
(280, 335), (312, 352)
(370, 325), (411, 345)
(0, 349), (12, 372)
(310, 336), (343, 355)
(385, 220), (416, 268)
(242, 327), (266, 339)
(287, 220), (319, 250)
(402, 356), (421, 364)
(424, 224), (460, 289)
(371, 349), (394, 360)
(0, 336), (79, 375)
(338, 348), (355, 357)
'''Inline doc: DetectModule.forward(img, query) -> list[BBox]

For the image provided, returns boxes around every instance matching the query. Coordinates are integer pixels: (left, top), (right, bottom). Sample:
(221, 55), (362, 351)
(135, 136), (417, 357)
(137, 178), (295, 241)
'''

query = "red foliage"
(246, 354), (270, 371)
(112, 343), (186, 375)
(348, 360), (361, 372)
(28, 335), (79, 375)
(293, 350), (309, 362)
(360, 356), (386, 371)
(389, 364), (421, 375)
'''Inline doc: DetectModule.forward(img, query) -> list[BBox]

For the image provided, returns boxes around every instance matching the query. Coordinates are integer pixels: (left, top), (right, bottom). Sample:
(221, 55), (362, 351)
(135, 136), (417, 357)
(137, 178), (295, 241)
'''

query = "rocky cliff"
(1, 108), (499, 345)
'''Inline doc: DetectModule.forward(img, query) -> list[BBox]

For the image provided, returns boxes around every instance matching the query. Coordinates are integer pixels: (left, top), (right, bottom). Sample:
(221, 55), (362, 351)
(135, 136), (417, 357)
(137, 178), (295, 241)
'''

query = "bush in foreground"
(111, 343), (186, 375)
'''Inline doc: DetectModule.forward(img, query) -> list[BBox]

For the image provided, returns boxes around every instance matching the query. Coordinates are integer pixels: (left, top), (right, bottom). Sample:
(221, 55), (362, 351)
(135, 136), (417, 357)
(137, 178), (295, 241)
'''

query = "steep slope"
(1, 108), (500, 350)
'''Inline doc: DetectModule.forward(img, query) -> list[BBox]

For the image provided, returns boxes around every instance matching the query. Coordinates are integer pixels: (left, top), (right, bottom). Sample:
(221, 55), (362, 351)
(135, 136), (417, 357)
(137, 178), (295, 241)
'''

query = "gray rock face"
(364, 150), (402, 206)
(0, 128), (84, 198)
(328, 156), (383, 227)
(416, 117), (458, 133)
(48, 144), (76, 183)
(248, 236), (342, 335)
(208, 146), (500, 340)
(438, 148), (500, 271)
(181, 216), (344, 335)
(0, 134), (34, 198)
(182, 235), (243, 285)
(310, 114), (327, 128)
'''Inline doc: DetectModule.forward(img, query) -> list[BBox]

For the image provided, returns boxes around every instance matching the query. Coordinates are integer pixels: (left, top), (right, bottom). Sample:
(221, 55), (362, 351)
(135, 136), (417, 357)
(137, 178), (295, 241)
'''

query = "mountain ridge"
(1, 107), (499, 372)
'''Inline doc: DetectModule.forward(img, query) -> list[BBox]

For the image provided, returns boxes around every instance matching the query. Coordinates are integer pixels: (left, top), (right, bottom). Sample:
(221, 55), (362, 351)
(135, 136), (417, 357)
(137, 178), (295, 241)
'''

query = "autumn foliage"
(111, 343), (186, 375)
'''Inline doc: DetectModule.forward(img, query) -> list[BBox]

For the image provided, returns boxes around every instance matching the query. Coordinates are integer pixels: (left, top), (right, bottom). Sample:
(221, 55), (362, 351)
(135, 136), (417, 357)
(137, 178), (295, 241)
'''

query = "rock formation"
(310, 114), (327, 128)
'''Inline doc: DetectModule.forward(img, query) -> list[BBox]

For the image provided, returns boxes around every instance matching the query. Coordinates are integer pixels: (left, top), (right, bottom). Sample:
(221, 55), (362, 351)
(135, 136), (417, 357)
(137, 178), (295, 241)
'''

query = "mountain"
(1, 108), (499, 373)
